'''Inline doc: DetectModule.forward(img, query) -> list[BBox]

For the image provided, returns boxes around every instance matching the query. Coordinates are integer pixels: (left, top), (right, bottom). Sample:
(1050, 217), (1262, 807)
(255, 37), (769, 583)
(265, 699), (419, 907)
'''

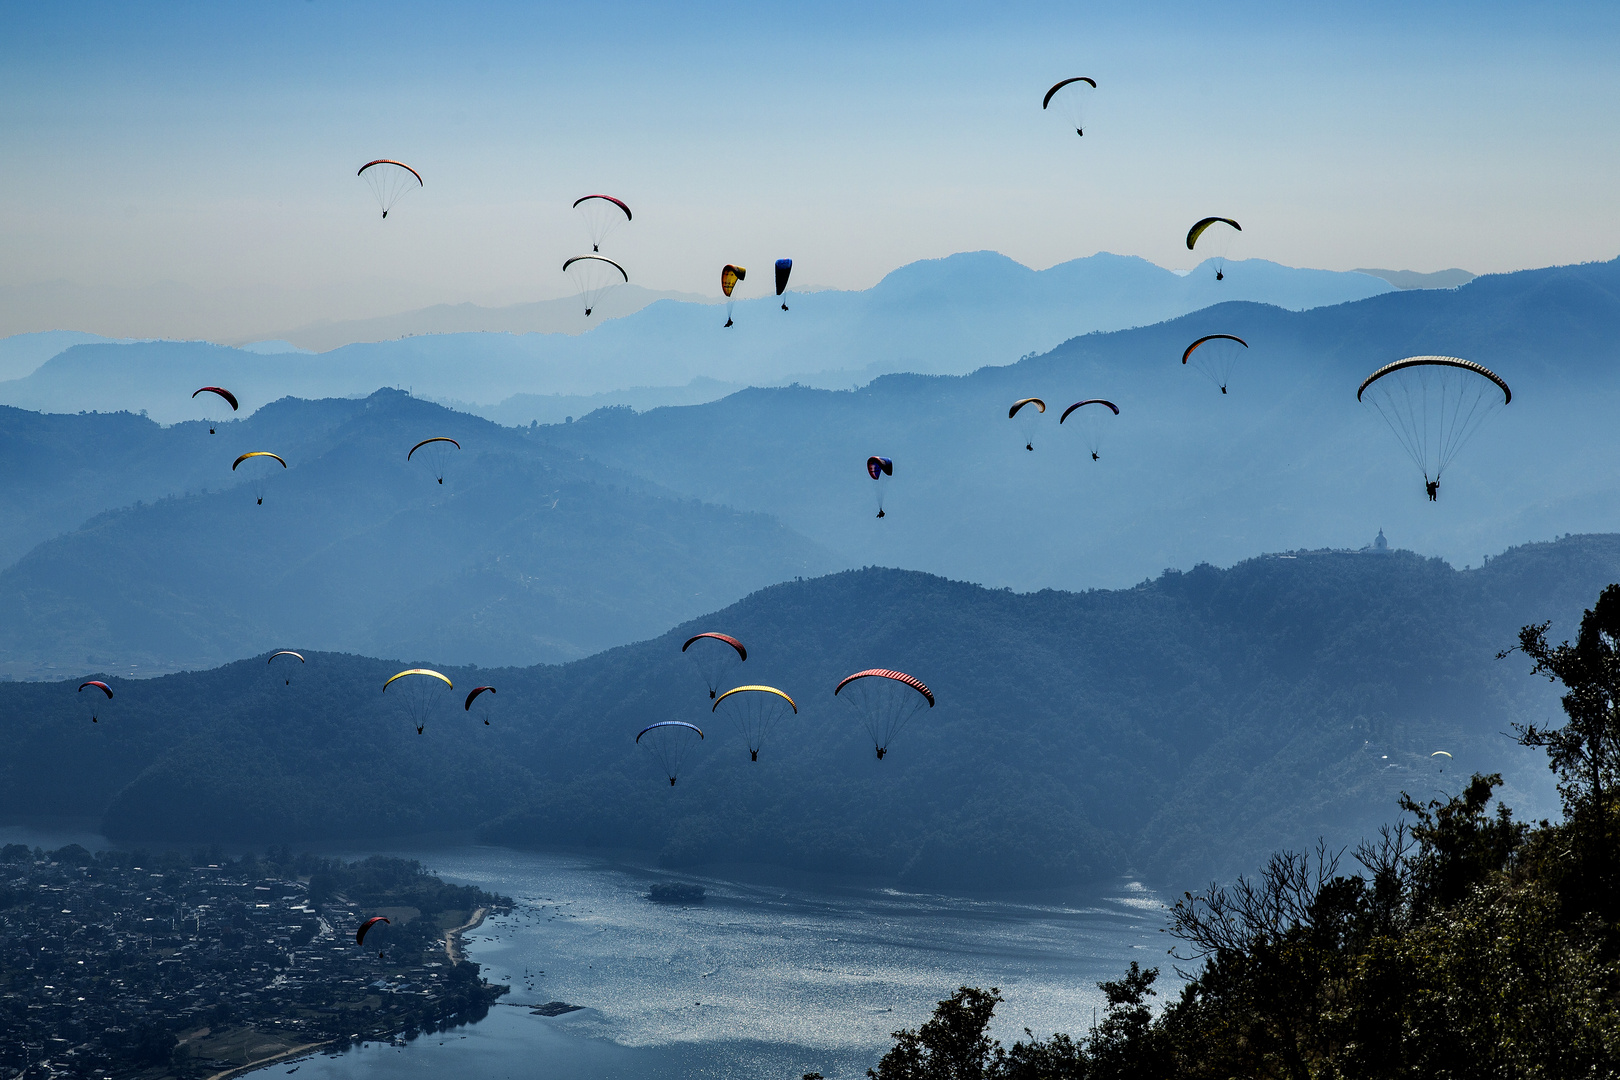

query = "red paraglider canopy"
(191, 387), (239, 411)
(681, 633), (747, 661)
(356, 916), (390, 946)
(834, 669), (934, 707)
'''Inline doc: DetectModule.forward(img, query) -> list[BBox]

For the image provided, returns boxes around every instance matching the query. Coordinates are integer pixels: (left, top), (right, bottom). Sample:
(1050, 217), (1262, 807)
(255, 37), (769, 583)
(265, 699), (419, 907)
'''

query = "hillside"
(0, 254), (1390, 421)
(2, 533), (1613, 890)
(539, 255), (1620, 591)
(0, 389), (837, 677)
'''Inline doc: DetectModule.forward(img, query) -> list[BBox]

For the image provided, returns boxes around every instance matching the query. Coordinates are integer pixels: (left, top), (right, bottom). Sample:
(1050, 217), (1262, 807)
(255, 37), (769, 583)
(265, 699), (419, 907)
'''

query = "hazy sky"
(2, 0), (1616, 335)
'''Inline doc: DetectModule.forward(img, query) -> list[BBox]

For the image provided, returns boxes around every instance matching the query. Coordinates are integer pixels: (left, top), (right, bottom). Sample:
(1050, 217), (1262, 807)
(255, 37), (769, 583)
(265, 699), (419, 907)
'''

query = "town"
(0, 843), (510, 1080)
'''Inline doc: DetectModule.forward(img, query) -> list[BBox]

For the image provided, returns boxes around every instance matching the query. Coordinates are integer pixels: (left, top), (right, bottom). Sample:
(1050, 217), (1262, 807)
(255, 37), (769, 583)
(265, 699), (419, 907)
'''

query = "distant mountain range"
(0, 253), (1392, 423)
(2, 533), (1609, 890)
(539, 256), (1620, 592)
(0, 390), (836, 678)
(0, 255), (1614, 675)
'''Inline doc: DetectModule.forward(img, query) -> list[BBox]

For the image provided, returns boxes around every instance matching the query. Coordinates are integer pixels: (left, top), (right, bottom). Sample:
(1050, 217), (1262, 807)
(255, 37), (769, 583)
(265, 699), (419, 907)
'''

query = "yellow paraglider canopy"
(712, 685), (798, 713)
(383, 669), (453, 692)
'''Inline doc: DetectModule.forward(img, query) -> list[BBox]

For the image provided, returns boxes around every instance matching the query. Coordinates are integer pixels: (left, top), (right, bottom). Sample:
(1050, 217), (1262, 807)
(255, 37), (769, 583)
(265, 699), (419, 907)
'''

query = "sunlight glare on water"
(273, 847), (1170, 1080)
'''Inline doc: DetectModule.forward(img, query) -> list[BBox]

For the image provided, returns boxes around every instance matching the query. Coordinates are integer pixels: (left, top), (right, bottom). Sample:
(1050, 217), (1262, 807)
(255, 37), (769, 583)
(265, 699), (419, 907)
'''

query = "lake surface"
(274, 847), (1171, 1080)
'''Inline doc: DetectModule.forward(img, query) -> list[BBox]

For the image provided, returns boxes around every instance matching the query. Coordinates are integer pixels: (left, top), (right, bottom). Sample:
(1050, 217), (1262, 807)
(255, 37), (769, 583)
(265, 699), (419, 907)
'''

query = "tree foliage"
(869, 583), (1620, 1076)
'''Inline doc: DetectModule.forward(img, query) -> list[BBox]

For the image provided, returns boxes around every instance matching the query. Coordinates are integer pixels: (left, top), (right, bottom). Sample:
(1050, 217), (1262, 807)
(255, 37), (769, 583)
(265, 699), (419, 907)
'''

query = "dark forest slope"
(2, 533), (1614, 890)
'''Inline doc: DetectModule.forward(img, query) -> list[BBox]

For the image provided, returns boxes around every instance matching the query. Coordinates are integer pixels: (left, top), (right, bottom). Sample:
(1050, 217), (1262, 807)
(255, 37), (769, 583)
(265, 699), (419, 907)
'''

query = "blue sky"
(1, 0), (1616, 332)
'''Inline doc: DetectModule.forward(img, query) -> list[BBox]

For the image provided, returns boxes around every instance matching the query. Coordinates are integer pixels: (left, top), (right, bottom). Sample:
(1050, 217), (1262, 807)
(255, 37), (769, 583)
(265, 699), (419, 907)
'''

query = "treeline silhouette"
(863, 584), (1620, 1076)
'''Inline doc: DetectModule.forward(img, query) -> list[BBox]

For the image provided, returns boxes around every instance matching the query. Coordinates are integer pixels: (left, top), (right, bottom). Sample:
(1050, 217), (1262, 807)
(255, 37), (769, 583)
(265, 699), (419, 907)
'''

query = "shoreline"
(204, 1039), (331, 1080)
(445, 905), (488, 965)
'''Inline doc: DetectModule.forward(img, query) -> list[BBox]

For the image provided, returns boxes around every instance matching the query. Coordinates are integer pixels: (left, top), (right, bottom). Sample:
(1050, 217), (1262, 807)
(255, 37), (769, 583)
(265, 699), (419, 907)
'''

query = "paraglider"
(191, 386), (238, 434)
(357, 160), (422, 219)
(636, 721), (704, 786)
(78, 680), (112, 723)
(712, 685), (797, 761)
(1059, 399), (1119, 461)
(356, 916), (390, 947)
(1357, 356), (1510, 502)
(867, 456), (893, 518)
(681, 633), (747, 699)
(1042, 76), (1096, 136)
(834, 669), (933, 759)
(1186, 217), (1241, 279)
(383, 668), (453, 734)
(1009, 397), (1046, 451)
(775, 259), (793, 311)
(231, 451), (287, 505)
(572, 194), (631, 252)
(465, 685), (496, 725)
(407, 437), (461, 485)
(1182, 335), (1248, 395)
(563, 255), (628, 318)
(721, 265), (746, 327)
(268, 650), (305, 686)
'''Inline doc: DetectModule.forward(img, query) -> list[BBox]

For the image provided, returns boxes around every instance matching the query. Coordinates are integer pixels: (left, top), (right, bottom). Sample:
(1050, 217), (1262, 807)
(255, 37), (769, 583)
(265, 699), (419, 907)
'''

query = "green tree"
(869, 987), (1003, 1080)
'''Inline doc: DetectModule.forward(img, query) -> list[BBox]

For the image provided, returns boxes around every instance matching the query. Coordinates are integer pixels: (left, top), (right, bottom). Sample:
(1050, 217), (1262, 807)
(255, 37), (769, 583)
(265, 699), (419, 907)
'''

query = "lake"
(267, 847), (1172, 1080)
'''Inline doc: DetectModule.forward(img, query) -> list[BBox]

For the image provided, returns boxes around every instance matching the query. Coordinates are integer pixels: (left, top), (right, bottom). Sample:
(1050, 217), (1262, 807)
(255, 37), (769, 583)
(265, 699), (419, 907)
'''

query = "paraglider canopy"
(1186, 217), (1241, 250)
(563, 255), (629, 317)
(713, 685), (798, 761)
(775, 259), (793, 310)
(356, 916), (390, 946)
(637, 720), (704, 742)
(1182, 335), (1249, 394)
(268, 650), (304, 686)
(384, 669), (453, 692)
(1059, 399), (1119, 422)
(572, 194), (631, 219)
(408, 437), (461, 460)
(1042, 76), (1096, 108)
(721, 265), (747, 328)
(713, 685), (797, 713)
(866, 456), (893, 480)
(1187, 217), (1242, 280)
(357, 160), (422, 219)
(834, 669), (934, 706)
(1042, 77), (1096, 136)
(1431, 751), (1453, 759)
(232, 451), (286, 471)
(682, 633), (747, 662)
(79, 680), (113, 699)
(465, 685), (496, 710)
(573, 195), (632, 252)
(835, 669), (934, 759)
(408, 437), (461, 484)
(1357, 356), (1510, 500)
(636, 720), (704, 786)
(192, 386), (239, 411)
(1009, 398), (1047, 450)
(682, 633), (747, 699)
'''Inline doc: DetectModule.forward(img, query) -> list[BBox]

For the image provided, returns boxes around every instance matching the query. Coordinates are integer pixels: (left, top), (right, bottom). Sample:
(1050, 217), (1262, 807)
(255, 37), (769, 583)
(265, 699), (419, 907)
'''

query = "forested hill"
(0, 388), (837, 676)
(2, 533), (1613, 890)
